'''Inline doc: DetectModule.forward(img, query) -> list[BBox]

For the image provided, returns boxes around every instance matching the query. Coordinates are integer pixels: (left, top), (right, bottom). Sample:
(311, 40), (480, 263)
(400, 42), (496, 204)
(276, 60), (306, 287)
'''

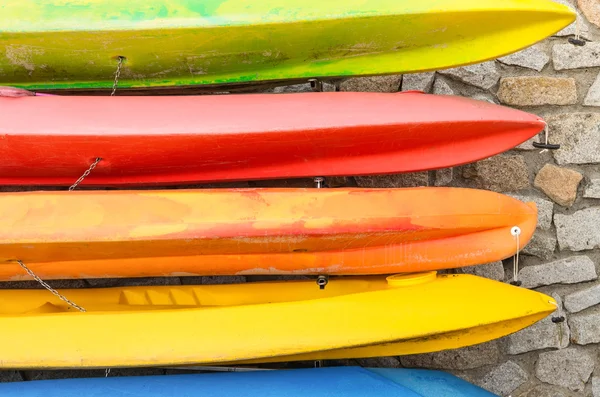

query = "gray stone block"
(555, 208), (600, 251)
(518, 256), (596, 288)
(535, 348), (594, 392)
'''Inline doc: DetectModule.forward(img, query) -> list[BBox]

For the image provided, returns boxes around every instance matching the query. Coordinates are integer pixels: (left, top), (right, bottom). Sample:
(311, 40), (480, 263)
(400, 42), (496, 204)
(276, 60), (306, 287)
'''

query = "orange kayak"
(0, 188), (537, 280)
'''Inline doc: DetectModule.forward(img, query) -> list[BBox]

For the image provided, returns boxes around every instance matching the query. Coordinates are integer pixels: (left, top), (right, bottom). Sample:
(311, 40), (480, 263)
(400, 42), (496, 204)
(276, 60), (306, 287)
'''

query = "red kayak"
(0, 91), (544, 186)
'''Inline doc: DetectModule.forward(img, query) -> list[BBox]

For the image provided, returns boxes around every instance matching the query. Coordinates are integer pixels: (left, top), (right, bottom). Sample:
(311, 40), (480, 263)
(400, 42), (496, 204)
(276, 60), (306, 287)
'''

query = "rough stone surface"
(564, 283), (600, 313)
(508, 194), (554, 230)
(201, 276), (247, 285)
(434, 168), (453, 186)
(0, 279), (87, 289)
(585, 178), (600, 198)
(462, 155), (529, 192)
(432, 77), (455, 95)
(497, 77), (577, 106)
(553, 42), (600, 70)
(594, 376), (600, 397)
(355, 172), (429, 188)
(555, 208), (600, 251)
(518, 256), (597, 288)
(86, 277), (181, 288)
(535, 348), (594, 392)
(356, 357), (401, 368)
(26, 370), (108, 380)
(458, 261), (504, 281)
(400, 341), (499, 370)
(569, 310), (600, 345)
(578, 0), (600, 28)
(469, 93), (497, 104)
(479, 361), (528, 396)
(515, 136), (538, 151)
(401, 72), (435, 92)
(584, 72), (600, 106)
(517, 384), (570, 397)
(498, 45), (550, 71)
(325, 176), (349, 188)
(438, 61), (500, 89)
(533, 164), (583, 207)
(339, 75), (402, 92)
(548, 113), (600, 165)
(506, 293), (570, 354)
(570, 311), (600, 345)
(522, 231), (557, 260)
(554, 0), (590, 38)
(0, 371), (23, 382)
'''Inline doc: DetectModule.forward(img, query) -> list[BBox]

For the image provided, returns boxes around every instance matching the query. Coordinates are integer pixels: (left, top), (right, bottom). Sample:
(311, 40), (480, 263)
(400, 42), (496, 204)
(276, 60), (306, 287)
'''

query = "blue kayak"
(0, 366), (497, 397)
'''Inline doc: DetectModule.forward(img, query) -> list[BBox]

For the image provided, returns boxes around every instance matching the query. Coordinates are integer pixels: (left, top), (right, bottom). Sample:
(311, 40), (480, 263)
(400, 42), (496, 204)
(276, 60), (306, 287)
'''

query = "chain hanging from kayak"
(510, 227), (521, 286)
(111, 56), (125, 96)
(15, 260), (86, 312)
(68, 157), (102, 191)
(66, 57), (122, 189)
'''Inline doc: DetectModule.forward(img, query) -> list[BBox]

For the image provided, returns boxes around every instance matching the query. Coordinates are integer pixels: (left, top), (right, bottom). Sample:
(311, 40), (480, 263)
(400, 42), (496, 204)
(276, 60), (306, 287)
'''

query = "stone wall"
(3, 0), (600, 394)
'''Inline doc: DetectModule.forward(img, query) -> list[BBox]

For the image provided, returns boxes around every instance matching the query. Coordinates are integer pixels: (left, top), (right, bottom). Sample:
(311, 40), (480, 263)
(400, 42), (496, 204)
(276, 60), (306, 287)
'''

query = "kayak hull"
(0, 273), (556, 368)
(0, 0), (574, 90)
(0, 92), (545, 187)
(0, 188), (537, 279)
(0, 367), (498, 397)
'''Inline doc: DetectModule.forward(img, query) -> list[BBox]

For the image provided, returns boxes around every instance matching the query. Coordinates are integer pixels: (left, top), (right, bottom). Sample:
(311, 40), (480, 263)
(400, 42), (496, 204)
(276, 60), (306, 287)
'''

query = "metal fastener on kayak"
(510, 226), (522, 286)
(317, 275), (329, 290)
(309, 78), (322, 92)
(314, 177), (325, 188)
(15, 260), (86, 312)
(68, 157), (102, 191)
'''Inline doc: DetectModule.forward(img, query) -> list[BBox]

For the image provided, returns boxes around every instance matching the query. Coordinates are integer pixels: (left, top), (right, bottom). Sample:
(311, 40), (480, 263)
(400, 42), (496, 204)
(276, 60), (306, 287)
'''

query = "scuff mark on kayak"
(5, 45), (44, 73)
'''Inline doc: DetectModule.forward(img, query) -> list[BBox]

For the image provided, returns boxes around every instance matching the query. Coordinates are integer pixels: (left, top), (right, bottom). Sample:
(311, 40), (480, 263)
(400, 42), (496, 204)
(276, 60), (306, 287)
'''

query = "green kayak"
(0, 0), (575, 90)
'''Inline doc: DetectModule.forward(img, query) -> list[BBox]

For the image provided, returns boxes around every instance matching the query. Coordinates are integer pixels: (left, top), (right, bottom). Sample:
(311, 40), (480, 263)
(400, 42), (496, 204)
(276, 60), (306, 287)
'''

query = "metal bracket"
(309, 78), (323, 92)
(317, 275), (329, 290)
(314, 177), (325, 188)
(568, 37), (586, 46)
(532, 142), (560, 150)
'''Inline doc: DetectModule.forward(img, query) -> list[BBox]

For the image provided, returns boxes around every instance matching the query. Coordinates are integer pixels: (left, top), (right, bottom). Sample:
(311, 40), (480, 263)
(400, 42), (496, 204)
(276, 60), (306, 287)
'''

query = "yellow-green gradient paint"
(0, 0), (575, 90)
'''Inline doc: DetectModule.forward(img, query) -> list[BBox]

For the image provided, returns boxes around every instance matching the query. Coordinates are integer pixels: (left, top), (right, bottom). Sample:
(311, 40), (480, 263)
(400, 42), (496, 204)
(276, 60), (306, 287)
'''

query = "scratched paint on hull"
(0, 0), (575, 89)
(0, 188), (537, 279)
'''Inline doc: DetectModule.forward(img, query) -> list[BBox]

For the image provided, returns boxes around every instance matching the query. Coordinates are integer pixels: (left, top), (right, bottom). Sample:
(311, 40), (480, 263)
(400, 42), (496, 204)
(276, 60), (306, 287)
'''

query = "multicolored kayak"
(0, 367), (498, 397)
(0, 92), (546, 186)
(1, 188), (536, 280)
(0, 273), (555, 368)
(0, 0), (574, 91)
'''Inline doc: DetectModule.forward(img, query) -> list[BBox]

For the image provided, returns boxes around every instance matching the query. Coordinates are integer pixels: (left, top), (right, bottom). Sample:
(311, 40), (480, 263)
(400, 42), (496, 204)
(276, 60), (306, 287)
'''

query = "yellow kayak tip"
(0, 272), (556, 369)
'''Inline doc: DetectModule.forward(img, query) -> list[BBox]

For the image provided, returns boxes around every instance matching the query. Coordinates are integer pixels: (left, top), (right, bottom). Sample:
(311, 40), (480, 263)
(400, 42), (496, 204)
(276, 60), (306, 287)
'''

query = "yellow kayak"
(0, 272), (555, 369)
(0, 0), (575, 90)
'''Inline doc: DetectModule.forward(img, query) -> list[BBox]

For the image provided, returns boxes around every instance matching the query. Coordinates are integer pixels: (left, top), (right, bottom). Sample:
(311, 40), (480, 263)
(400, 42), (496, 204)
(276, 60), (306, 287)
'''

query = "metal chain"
(111, 56), (124, 96)
(16, 260), (86, 312)
(69, 157), (102, 191)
